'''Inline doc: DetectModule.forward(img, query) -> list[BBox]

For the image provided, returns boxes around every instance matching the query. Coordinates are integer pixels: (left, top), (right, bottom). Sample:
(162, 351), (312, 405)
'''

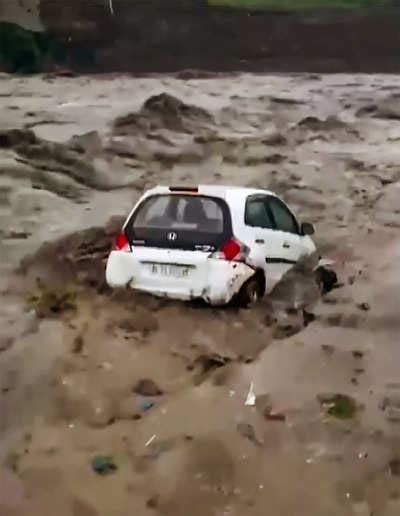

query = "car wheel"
(237, 276), (262, 308)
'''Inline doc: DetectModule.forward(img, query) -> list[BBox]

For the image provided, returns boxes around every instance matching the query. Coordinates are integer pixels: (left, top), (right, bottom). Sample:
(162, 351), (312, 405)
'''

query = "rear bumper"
(105, 250), (254, 305)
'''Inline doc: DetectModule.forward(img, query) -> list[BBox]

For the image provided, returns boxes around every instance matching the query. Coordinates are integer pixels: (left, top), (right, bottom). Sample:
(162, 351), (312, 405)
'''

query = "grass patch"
(318, 393), (358, 419)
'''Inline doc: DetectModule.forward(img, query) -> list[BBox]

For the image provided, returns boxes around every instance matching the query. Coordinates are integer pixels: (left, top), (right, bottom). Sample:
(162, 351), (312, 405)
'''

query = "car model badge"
(167, 232), (178, 241)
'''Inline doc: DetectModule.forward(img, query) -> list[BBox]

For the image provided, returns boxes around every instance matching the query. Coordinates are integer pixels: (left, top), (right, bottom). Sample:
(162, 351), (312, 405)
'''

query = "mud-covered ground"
(0, 72), (400, 516)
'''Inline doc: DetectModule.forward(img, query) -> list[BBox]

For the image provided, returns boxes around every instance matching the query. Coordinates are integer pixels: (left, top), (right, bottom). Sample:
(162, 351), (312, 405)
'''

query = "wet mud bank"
(39, 2), (400, 73)
(4, 2), (400, 73)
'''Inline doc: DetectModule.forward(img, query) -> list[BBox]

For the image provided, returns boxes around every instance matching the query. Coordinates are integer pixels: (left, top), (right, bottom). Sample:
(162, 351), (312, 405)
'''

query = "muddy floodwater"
(0, 72), (400, 516)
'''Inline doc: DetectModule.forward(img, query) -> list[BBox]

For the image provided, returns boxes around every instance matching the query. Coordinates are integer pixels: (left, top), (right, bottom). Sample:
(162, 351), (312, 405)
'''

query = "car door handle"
(255, 238), (265, 244)
(283, 241), (291, 249)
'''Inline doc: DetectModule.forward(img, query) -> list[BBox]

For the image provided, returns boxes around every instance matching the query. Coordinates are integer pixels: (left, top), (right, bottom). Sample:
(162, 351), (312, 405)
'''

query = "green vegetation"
(208, 0), (397, 10)
(318, 394), (358, 420)
(0, 22), (65, 73)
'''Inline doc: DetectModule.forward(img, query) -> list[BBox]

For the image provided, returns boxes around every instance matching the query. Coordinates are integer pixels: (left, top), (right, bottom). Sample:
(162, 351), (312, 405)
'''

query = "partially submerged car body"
(106, 185), (316, 306)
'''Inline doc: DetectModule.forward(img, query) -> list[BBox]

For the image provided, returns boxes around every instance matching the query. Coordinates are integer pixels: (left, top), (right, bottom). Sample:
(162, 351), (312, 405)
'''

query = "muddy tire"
(236, 275), (263, 308)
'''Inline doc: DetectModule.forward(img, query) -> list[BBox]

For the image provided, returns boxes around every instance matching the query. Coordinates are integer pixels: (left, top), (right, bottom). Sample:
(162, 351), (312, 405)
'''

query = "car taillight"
(221, 239), (241, 261)
(211, 238), (249, 262)
(114, 232), (130, 251)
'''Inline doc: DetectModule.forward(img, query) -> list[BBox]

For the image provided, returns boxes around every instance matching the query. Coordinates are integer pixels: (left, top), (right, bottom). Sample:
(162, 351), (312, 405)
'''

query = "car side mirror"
(301, 222), (315, 236)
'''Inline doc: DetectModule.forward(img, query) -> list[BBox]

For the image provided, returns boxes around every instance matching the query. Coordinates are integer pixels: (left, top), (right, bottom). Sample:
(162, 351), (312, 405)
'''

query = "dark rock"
(133, 379), (163, 397)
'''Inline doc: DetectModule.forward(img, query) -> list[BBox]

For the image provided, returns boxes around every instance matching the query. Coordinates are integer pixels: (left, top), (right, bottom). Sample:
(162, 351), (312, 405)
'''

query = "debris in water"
(321, 344), (335, 355)
(145, 435), (157, 447)
(264, 409), (286, 422)
(315, 266), (338, 294)
(236, 423), (261, 446)
(380, 394), (400, 423)
(317, 393), (358, 419)
(91, 455), (117, 475)
(303, 309), (316, 327)
(136, 396), (155, 412)
(133, 379), (163, 397)
(357, 302), (370, 311)
(71, 335), (84, 354)
(245, 382), (256, 406)
(352, 350), (364, 359)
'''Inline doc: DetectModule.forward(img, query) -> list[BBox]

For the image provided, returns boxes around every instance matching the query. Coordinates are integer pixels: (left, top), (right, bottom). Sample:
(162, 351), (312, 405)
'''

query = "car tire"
(237, 275), (262, 308)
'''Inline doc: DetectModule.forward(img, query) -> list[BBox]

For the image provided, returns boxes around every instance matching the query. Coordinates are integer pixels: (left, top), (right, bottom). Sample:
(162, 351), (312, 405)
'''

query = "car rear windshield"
(125, 194), (232, 250)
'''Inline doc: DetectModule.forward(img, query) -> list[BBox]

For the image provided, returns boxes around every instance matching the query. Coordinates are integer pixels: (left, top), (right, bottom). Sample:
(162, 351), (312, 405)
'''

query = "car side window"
(268, 197), (299, 234)
(245, 196), (274, 229)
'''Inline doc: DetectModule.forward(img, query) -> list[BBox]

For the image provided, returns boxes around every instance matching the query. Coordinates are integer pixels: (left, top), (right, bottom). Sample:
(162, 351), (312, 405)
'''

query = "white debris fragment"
(145, 434), (156, 447)
(245, 382), (256, 406)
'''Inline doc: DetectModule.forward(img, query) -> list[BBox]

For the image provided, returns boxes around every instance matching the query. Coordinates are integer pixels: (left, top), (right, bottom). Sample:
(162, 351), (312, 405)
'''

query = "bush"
(0, 22), (65, 73)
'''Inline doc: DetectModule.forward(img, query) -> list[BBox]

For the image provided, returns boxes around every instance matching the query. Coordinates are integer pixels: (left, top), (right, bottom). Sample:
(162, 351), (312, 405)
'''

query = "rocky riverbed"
(0, 72), (400, 516)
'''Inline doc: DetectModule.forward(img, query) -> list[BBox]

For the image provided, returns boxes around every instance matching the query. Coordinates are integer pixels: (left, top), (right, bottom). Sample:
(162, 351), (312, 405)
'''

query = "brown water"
(0, 72), (400, 516)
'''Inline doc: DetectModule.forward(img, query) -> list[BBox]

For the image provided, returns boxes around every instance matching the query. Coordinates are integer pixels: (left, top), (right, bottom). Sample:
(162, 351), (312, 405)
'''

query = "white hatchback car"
(106, 185), (316, 306)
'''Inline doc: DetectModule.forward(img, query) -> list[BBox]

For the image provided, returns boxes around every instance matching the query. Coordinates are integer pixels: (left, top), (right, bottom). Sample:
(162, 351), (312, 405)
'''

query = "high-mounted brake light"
(113, 232), (130, 251)
(211, 238), (249, 262)
(169, 186), (198, 193)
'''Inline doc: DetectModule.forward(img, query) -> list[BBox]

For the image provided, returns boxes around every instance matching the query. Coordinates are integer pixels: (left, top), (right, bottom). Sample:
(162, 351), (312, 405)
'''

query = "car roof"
(145, 184), (278, 201)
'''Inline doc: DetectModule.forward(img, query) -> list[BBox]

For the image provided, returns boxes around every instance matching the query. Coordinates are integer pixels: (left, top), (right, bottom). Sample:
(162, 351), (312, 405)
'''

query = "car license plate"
(149, 263), (191, 278)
